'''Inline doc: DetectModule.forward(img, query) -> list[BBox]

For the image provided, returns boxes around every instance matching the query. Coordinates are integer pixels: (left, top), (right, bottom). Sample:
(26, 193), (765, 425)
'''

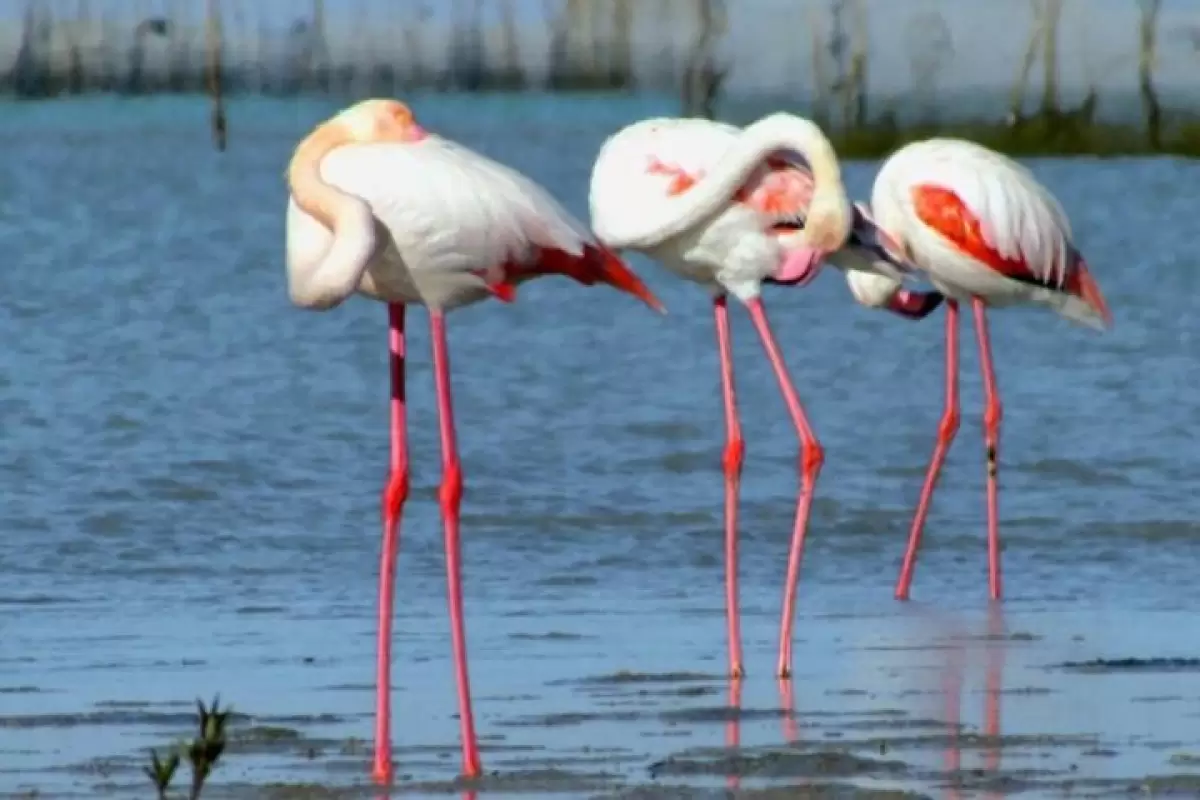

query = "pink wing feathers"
(910, 185), (1109, 325)
(890, 142), (1110, 325)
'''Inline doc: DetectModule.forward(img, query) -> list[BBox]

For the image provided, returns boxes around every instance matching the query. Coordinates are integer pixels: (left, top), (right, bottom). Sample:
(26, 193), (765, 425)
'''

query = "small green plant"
(144, 696), (231, 800)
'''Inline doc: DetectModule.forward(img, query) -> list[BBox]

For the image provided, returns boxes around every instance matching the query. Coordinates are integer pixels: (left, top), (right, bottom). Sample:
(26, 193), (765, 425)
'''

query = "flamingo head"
(764, 186), (853, 287)
(761, 186), (853, 287)
(829, 205), (944, 320)
(838, 202), (919, 279)
(332, 99), (428, 143)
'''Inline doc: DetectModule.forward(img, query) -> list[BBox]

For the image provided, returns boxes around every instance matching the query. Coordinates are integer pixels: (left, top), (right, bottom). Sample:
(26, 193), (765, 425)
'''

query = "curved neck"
(285, 118), (379, 310)
(287, 121), (355, 231)
(601, 113), (848, 250)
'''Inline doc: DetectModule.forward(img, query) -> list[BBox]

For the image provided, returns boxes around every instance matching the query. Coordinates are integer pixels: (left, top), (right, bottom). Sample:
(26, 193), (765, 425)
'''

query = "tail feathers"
(1057, 257), (1112, 330)
(537, 245), (665, 313)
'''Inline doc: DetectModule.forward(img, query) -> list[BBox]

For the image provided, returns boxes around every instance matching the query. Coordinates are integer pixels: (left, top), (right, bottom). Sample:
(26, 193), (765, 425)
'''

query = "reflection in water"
(374, 781), (476, 800)
(941, 605), (1007, 800)
(984, 605), (1004, 778)
(778, 677), (799, 745)
(721, 675), (798, 790)
(715, 610), (1007, 797)
(942, 617), (966, 794)
(725, 678), (741, 792)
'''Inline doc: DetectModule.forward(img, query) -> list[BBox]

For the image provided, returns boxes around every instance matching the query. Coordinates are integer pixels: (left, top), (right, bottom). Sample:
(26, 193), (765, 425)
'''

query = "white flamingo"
(838, 138), (1112, 602)
(285, 98), (663, 783)
(588, 113), (926, 679)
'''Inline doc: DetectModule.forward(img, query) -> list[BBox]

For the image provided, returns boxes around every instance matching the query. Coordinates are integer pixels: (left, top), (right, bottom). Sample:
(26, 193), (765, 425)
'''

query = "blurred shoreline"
(4, 89), (1199, 159)
(3, 0), (1200, 157)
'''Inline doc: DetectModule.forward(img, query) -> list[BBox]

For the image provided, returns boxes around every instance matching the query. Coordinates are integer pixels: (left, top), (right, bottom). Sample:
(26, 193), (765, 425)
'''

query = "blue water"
(1, 94), (1198, 799)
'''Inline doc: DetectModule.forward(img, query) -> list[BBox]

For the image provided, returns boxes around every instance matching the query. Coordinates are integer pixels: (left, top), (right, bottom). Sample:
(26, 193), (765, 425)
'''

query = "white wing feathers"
(880, 139), (1075, 289)
(318, 137), (588, 276)
(589, 118), (742, 245)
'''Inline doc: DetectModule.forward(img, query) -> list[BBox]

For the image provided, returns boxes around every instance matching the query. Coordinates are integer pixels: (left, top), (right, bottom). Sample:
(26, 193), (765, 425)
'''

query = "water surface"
(0, 95), (1198, 799)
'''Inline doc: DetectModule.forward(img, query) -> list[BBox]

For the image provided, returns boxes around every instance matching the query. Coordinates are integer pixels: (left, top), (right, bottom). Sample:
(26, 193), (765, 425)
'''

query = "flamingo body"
(283, 98), (660, 785)
(287, 133), (658, 313)
(839, 137), (1113, 602)
(590, 115), (918, 302)
(286, 141), (577, 309)
(591, 116), (818, 299)
(857, 138), (1110, 328)
(589, 113), (926, 680)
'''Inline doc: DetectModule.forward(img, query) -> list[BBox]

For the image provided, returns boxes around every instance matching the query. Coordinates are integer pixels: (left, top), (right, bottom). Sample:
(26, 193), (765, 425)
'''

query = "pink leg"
(429, 310), (483, 778)
(744, 298), (825, 679)
(895, 300), (961, 601)
(713, 296), (745, 678)
(372, 303), (408, 784)
(971, 298), (1003, 600)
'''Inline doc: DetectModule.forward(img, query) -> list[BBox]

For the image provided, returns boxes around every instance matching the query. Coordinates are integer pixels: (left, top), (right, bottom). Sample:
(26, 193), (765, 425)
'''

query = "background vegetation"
(2, 0), (1198, 156)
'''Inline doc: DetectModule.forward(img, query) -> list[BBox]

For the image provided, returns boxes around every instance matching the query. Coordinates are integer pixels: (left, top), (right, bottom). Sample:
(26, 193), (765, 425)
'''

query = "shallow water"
(0, 94), (1198, 799)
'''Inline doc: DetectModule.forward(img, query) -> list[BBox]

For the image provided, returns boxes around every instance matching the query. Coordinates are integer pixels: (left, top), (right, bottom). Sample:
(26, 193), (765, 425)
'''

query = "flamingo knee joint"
(439, 462), (464, 511)
(984, 403), (1003, 435)
(802, 441), (825, 474)
(382, 470), (410, 518)
(938, 410), (961, 441)
(723, 438), (745, 477)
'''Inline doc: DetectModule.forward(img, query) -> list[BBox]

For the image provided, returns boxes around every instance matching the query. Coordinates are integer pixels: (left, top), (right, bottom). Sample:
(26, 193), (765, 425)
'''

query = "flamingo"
(588, 113), (927, 679)
(838, 138), (1112, 602)
(285, 98), (663, 782)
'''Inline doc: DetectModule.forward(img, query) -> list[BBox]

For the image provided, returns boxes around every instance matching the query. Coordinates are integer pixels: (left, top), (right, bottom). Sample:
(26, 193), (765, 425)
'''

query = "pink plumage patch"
(911, 184), (1036, 283)
(739, 163), (814, 217)
(911, 184), (1111, 324)
(493, 246), (665, 312)
(645, 158), (698, 196)
(644, 154), (812, 235)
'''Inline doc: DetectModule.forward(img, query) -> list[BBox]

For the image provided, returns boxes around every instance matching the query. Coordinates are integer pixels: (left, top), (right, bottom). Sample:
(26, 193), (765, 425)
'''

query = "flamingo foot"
(371, 756), (393, 786)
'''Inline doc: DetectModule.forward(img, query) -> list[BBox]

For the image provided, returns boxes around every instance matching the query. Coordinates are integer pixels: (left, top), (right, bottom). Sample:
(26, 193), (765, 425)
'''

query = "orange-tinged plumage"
(910, 183), (1111, 326)
(645, 156), (813, 224)
(911, 185), (1032, 281)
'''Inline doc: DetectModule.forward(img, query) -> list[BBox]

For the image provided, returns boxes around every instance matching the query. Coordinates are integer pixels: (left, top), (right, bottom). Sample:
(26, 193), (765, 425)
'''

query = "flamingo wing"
(311, 137), (658, 307)
(318, 137), (590, 274)
(590, 118), (740, 226)
(885, 140), (1076, 292)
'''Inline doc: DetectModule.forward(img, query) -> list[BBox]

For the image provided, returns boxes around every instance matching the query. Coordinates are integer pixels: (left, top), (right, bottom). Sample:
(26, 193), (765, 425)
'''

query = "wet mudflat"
(6, 607), (1200, 799)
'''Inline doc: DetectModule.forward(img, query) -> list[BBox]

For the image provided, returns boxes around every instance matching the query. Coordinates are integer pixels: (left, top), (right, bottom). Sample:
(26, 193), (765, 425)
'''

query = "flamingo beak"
(886, 289), (945, 320)
(767, 245), (826, 287)
(847, 203), (917, 279)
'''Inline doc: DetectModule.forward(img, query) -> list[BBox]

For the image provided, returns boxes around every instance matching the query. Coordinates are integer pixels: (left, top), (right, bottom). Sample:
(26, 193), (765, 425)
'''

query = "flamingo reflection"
(725, 678), (742, 792)
(941, 605), (1006, 800)
(719, 676), (799, 791)
(778, 677), (799, 744)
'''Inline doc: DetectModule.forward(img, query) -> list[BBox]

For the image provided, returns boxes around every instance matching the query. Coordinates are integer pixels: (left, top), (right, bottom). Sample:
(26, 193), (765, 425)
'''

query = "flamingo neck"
(786, 120), (850, 252)
(288, 122), (361, 232)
